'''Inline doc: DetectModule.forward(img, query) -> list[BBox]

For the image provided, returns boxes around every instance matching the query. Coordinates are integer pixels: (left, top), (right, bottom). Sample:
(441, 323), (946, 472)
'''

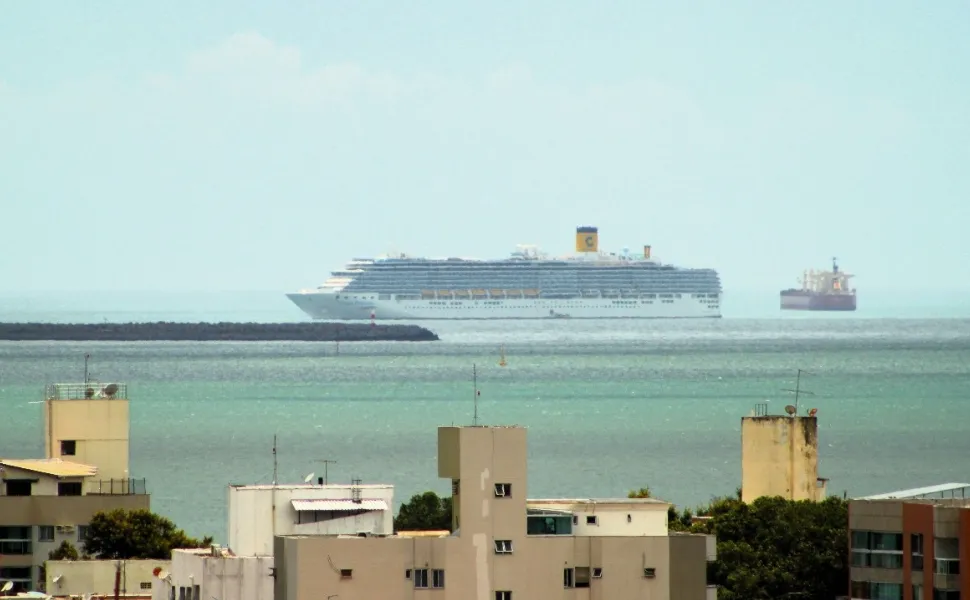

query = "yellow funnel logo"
(575, 227), (599, 253)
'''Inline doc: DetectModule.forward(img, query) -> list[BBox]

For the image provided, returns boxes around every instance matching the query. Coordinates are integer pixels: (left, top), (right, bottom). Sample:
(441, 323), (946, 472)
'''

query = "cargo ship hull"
(780, 291), (856, 311)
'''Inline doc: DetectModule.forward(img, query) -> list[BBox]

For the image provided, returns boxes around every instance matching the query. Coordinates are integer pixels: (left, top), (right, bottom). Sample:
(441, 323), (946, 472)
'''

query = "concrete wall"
(741, 415), (820, 503)
(45, 397), (130, 482)
(275, 532), (710, 600)
(227, 484), (394, 556)
(46, 559), (168, 596)
(152, 549), (273, 600)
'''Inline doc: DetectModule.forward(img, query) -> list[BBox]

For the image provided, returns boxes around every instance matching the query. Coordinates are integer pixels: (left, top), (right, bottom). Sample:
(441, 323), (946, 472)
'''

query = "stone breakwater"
(0, 322), (440, 342)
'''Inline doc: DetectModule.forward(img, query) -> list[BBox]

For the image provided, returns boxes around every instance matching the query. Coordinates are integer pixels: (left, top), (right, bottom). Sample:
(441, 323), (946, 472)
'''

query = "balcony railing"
(45, 382), (127, 400)
(88, 478), (147, 495)
(935, 558), (960, 575)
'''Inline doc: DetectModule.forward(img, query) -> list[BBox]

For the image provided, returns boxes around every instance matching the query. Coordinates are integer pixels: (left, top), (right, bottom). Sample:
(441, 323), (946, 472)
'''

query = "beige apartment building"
(274, 424), (716, 600)
(0, 381), (149, 593)
(741, 405), (828, 503)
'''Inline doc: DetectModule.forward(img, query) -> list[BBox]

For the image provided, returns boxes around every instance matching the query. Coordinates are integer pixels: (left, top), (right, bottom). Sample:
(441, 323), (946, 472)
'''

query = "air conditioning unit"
(56, 525), (76, 533)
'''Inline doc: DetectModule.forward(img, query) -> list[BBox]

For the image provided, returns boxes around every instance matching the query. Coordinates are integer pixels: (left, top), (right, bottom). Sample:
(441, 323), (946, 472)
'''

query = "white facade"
(527, 498), (670, 536)
(287, 291), (722, 320)
(227, 483), (394, 556)
(151, 548), (272, 600)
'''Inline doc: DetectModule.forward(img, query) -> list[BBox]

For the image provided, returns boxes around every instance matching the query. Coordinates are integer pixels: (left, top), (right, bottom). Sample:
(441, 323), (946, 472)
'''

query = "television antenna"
(84, 353), (91, 384)
(315, 459), (337, 485)
(781, 369), (815, 415)
(472, 364), (480, 426)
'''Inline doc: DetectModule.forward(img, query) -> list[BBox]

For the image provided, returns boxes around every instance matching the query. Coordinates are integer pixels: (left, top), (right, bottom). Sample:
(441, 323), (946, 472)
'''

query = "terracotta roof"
(0, 458), (98, 478)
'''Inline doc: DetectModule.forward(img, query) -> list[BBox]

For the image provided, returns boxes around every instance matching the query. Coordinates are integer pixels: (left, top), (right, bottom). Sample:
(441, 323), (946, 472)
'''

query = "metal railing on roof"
(88, 478), (147, 495)
(45, 382), (128, 400)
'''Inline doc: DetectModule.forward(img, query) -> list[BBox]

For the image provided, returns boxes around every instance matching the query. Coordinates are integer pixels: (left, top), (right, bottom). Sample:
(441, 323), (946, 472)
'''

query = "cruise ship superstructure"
(287, 227), (722, 320)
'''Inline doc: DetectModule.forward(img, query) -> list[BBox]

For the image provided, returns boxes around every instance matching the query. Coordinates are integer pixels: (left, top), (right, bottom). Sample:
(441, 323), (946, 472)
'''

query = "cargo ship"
(780, 258), (856, 311)
(287, 226), (723, 320)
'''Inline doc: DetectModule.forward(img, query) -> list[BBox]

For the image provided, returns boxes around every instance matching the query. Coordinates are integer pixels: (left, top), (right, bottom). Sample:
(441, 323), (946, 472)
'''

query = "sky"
(1, 1), (968, 294)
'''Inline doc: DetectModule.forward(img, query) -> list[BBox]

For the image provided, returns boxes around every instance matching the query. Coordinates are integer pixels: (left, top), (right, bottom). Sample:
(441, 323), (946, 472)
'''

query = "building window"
(643, 568), (656, 578)
(414, 568), (429, 588)
(405, 569), (412, 579)
(572, 515), (578, 525)
(0, 527), (32, 555)
(495, 592), (512, 600)
(592, 568), (603, 578)
(77, 525), (89, 543)
(934, 590), (959, 600)
(4, 480), (33, 496)
(58, 482), (83, 496)
(60, 440), (77, 456)
(38, 526), (55, 542)
(494, 483), (511, 497)
(934, 559), (960, 575)
(339, 569), (353, 579)
(574, 567), (591, 588)
(911, 533), (924, 570)
(563, 568), (573, 588)
(192, 585), (200, 600)
(0, 567), (31, 593)
(586, 515), (598, 525)
(141, 582), (152, 590)
(851, 530), (903, 569)
(494, 540), (513, 554)
(912, 584), (922, 600)
(432, 569), (445, 588)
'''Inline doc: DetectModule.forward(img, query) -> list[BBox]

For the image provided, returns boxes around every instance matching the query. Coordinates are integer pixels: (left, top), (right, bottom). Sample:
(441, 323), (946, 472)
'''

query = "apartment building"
(274, 424), (716, 600)
(152, 480), (395, 600)
(849, 482), (970, 600)
(0, 381), (149, 593)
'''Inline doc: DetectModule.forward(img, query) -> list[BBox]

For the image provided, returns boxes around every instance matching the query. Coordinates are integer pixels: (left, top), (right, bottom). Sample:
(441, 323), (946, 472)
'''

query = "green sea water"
(1, 314), (968, 543)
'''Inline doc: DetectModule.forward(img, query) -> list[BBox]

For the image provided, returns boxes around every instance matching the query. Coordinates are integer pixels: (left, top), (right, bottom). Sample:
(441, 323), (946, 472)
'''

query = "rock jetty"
(0, 322), (439, 342)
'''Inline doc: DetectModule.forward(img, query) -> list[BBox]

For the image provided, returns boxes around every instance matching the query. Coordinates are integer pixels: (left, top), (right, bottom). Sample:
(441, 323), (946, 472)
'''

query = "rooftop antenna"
(271, 432), (278, 544)
(272, 433), (278, 486)
(351, 477), (362, 504)
(84, 353), (91, 384)
(315, 459), (337, 485)
(781, 368), (815, 415)
(472, 363), (480, 426)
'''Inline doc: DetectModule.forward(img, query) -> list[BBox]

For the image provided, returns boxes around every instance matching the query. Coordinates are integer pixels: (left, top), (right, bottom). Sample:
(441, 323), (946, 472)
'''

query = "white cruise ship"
(287, 227), (722, 320)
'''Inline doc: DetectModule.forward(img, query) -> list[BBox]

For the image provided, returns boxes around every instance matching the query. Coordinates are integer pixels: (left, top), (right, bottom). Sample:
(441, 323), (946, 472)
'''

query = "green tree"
(48, 540), (80, 561)
(663, 493), (847, 600)
(394, 491), (453, 532)
(83, 509), (213, 560)
(627, 487), (652, 498)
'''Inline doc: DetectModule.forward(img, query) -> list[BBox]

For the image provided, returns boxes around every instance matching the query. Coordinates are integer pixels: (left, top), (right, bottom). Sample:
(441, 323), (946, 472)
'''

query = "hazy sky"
(2, 2), (968, 293)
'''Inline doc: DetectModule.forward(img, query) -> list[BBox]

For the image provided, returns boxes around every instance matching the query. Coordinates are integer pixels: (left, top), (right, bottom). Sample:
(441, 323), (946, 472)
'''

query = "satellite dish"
(103, 383), (119, 397)
(152, 567), (162, 577)
(1, 581), (13, 592)
(784, 404), (797, 415)
(156, 570), (169, 580)
(304, 472), (315, 483)
(52, 574), (63, 583)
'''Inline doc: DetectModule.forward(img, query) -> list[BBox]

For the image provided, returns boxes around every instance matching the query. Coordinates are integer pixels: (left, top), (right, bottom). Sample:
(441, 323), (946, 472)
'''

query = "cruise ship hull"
(287, 292), (721, 320)
(780, 292), (857, 311)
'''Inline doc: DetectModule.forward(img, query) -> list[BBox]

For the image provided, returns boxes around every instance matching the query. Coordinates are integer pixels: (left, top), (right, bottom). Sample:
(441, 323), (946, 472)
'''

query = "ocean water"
(1, 291), (969, 543)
